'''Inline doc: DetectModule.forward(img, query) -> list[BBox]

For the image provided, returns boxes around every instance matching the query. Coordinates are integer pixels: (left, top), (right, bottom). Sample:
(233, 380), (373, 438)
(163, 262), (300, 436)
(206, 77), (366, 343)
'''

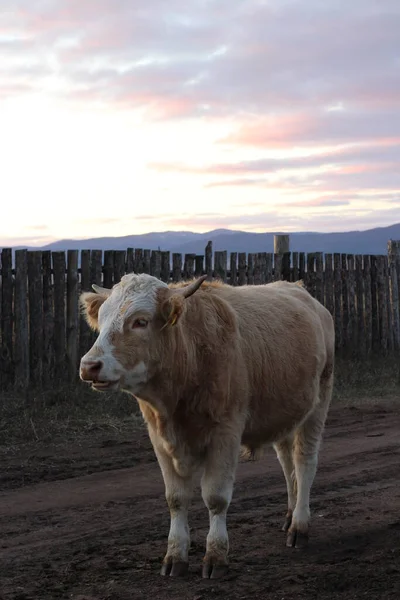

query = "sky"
(1, 0), (399, 247)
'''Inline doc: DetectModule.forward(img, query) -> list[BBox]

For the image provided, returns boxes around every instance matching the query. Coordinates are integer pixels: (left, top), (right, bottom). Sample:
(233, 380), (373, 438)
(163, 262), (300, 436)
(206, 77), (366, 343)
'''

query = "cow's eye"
(132, 318), (148, 329)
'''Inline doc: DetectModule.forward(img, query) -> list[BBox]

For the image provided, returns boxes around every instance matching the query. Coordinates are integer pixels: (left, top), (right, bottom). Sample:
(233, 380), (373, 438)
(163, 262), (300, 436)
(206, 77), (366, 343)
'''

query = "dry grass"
(333, 355), (400, 403)
(0, 382), (143, 449)
(0, 357), (399, 449)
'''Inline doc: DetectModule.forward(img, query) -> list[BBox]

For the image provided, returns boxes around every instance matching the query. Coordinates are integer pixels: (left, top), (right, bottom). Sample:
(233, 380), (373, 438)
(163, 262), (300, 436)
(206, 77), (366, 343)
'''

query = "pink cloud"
(281, 197), (350, 208)
(3, 0), (400, 129)
(220, 110), (400, 149)
(220, 113), (315, 149)
(1, 0), (400, 234)
(148, 139), (400, 196)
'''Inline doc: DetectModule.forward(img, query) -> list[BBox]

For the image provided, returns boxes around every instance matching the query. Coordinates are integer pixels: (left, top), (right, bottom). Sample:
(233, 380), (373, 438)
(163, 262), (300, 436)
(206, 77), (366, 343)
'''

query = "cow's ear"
(159, 294), (185, 330)
(80, 292), (107, 331)
(158, 276), (207, 331)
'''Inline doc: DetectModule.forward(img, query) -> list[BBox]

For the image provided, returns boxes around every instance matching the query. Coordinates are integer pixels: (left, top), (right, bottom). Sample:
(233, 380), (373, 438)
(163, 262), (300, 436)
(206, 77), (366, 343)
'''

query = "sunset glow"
(1, 0), (399, 247)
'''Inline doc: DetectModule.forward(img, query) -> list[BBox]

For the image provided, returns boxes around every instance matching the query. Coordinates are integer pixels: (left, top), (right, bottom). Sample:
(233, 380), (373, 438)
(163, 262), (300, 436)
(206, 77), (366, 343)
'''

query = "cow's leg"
(287, 366), (333, 549)
(200, 432), (241, 579)
(151, 441), (194, 577)
(273, 434), (296, 532)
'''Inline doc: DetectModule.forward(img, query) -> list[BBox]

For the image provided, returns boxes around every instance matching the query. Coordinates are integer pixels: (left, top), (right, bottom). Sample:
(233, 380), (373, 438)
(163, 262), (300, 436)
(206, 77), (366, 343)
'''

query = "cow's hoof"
(202, 561), (229, 579)
(286, 529), (309, 549)
(282, 512), (293, 532)
(160, 559), (189, 577)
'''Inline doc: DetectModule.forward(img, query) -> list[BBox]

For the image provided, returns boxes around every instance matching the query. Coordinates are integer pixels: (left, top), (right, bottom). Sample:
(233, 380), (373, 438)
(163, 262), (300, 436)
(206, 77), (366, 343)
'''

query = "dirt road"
(1, 401), (400, 600)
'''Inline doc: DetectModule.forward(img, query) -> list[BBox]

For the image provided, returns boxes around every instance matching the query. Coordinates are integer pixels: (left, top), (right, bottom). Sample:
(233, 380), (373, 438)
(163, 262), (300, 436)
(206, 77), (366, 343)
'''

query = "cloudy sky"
(1, 0), (399, 246)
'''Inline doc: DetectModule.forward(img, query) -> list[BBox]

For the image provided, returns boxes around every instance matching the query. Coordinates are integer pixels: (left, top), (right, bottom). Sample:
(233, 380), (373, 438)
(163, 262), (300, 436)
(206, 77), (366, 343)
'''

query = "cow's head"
(79, 273), (207, 394)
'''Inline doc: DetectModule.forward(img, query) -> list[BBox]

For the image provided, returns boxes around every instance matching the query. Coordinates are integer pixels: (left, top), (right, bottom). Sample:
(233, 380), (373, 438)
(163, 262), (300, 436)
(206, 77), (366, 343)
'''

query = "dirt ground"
(1, 400), (400, 600)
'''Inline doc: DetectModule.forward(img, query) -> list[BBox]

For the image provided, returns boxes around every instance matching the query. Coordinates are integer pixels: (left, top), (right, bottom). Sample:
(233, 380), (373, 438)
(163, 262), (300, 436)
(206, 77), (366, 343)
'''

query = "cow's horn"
(178, 275), (208, 298)
(92, 284), (112, 296)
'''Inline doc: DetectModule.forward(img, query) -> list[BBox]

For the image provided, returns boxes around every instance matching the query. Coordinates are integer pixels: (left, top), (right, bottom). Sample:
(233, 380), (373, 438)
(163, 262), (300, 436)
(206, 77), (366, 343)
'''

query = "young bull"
(79, 273), (335, 579)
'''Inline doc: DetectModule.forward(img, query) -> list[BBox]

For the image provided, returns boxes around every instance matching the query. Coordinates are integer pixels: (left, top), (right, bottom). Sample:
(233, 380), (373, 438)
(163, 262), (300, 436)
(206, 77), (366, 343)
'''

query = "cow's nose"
(80, 359), (103, 381)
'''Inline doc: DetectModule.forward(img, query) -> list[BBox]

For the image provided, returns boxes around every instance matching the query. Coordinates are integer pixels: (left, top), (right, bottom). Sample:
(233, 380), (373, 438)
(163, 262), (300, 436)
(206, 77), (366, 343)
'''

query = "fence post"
(195, 254), (204, 278)
(274, 235), (290, 282)
(388, 240), (400, 351)
(172, 254), (182, 282)
(161, 251), (171, 282)
(80, 250), (92, 357)
(274, 234), (290, 254)
(28, 251), (43, 388)
(53, 251), (67, 382)
(230, 252), (238, 286)
(205, 241), (213, 280)
(238, 253), (247, 285)
(214, 251), (227, 282)
(42, 250), (54, 386)
(66, 250), (79, 381)
(1, 248), (13, 389)
(14, 250), (29, 390)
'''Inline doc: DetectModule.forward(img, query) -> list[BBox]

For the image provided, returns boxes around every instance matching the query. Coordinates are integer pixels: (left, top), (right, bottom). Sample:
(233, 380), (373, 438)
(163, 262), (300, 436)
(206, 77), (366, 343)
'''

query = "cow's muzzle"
(80, 359), (120, 392)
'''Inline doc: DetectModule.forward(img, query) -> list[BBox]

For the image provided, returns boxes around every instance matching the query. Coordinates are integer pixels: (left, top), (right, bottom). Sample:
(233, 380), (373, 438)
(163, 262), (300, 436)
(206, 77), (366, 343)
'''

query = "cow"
(79, 273), (335, 579)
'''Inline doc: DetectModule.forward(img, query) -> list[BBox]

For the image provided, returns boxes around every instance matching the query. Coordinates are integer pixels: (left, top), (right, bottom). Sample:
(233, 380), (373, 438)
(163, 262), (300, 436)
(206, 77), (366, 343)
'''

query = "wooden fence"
(0, 241), (399, 391)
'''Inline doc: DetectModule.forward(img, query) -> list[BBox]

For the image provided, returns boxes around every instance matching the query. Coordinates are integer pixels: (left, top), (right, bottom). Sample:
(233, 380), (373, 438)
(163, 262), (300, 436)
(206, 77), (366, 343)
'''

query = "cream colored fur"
(80, 274), (335, 578)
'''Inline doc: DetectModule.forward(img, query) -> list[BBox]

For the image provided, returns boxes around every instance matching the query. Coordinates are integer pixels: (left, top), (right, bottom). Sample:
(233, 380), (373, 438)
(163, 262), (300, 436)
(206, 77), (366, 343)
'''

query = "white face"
(80, 273), (168, 394)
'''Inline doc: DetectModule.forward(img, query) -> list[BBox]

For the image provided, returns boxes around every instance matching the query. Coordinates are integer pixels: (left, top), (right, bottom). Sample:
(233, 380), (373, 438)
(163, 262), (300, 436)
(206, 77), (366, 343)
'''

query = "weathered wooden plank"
(143, 250), (151, 274)
(273, 253), (283, 282)
(315, 252), (324, 304)
(42, 251), (54, 386)
(299, 252), (306, 281)
(355, 255), (365, 357)
(172, 253), (182, 282)
(230, 252), (238, 286)
(341, 254), (349, 352)
(274, 234), (290, 254)
(306, 253), (315, 297)
(134, 249), (143, 274)
(363, 256), (372, 356)
(333, 253), (342, 352)
(253, 253), (261, 285)
(90, 250), (102, 286)
(183, 253), (195, 280)
(377, 255), (389, 354)
(238, 253), (247, 286)
(103, 250), (114, 287)
(205, 242), (213, 280)
(195, 254), (204, 278)
(347, 254), (357, 353)
(292, 252), (299, 283)
(53, 251), (66, 381)
(80, 250), (91, 292)
(67, 250), (79, 380)
(387, 240), (400, 351)
(370, 255), (379, 352)
(126, 248), (134, 274)
(324, 254), (334, 316)
(282, 252), (291, 282)
(396, 245), (400, 341)
(0, 253), (1, 373)
(150, 250), (161, 279)
(259, 252), (267, 284)
(384, 255), (394, 352)
(28, 251), (43, 387)
(161, 251), (171, 282)
(0, 248), (13, 388)
(214, 251), (227, 282)
(247, 253), (255, 285)
(79, 250), (92, 358)
(14, 250), (29, 389)
(265, 253), (273, 283)
(114, 251), (126, 283)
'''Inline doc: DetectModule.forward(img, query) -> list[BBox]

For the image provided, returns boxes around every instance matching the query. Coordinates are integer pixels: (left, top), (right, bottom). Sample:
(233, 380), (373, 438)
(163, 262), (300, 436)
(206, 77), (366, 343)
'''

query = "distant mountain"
(3, 223), (400, 256)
